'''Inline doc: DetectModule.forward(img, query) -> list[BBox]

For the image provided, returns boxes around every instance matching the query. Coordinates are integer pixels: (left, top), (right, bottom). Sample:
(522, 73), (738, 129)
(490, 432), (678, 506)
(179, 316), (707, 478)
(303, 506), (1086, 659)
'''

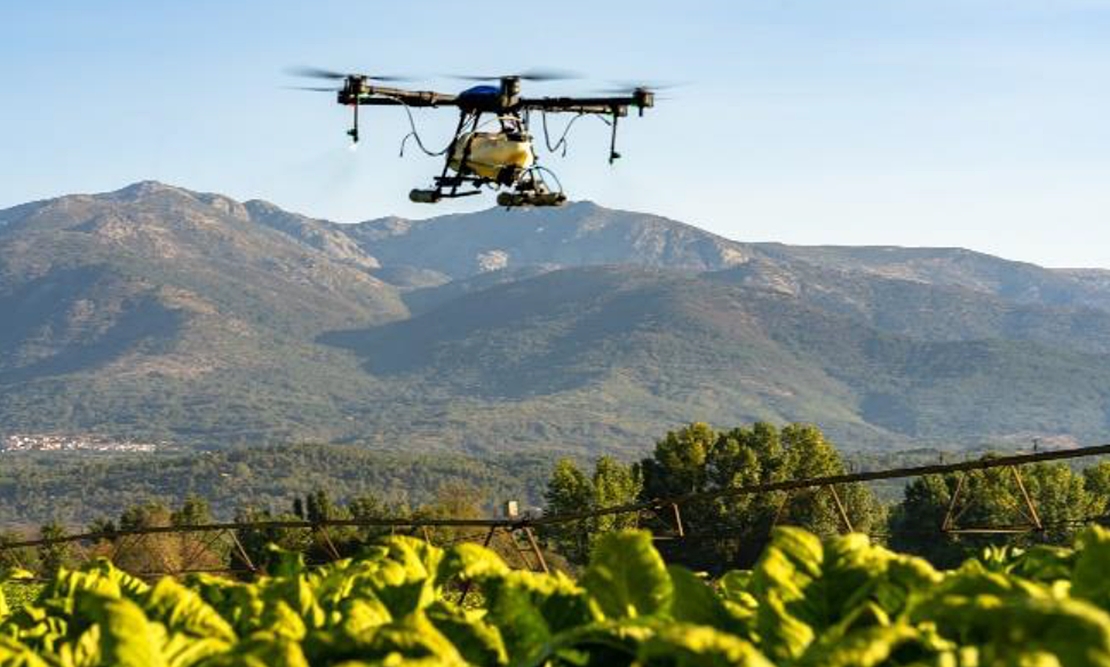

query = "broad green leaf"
(1074, 526), (1110, 610)
(481, 569), (592, 661)
(796, 623), (925, 667)
(581, 531), (672, 620)
(264, 546), (307, 579)
(437, 542), (509, 586)
(143, 578), (236, 643)
(636, 623), (774, 667)
(355, 612), (468, 666)
(194, 635), (309, 667)
(425, 601), (507, 666)
(161, 633), (231, 667)
(336, 596), (393, 636)
(0, 635), (53, 667)
(259, 576), (324, 631)
(1009, 545), (1076, 583)
(76, 593), (166, 667)
(914, 593), (1110, 667)
(668, 566), (750, 637)
(750, 527), (823, 660)
(57, 625), (99, 667)
(258, 600), (306, 641)
(524, 619), (654, 667)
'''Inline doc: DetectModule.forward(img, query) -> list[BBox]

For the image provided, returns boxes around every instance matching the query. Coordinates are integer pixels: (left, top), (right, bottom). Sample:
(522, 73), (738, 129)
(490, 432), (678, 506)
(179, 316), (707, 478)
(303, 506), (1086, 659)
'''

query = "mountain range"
(2, 180), (1109, 455)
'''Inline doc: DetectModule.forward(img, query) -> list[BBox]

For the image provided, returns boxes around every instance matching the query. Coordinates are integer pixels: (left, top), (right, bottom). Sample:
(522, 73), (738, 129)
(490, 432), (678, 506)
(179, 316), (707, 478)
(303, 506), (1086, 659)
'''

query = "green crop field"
(5, 527), (1110, 666)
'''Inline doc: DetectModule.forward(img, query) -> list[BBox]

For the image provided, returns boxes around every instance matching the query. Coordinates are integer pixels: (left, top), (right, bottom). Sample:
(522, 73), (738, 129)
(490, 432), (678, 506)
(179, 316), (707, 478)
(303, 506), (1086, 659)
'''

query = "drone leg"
(449, 112), (482, 197)
(347, 102), (360, 144)
(435, 110), (469, 191)
(608, 110), (621, 164)
(440, 111), (467, 177)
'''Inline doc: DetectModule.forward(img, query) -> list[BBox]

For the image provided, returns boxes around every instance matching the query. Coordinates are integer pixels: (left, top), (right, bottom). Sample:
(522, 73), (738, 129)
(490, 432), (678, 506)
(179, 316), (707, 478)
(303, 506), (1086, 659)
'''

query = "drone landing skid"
(409, 187), (566, 208)
(410, 173), (567, 208)
(496, 191), (567, 208)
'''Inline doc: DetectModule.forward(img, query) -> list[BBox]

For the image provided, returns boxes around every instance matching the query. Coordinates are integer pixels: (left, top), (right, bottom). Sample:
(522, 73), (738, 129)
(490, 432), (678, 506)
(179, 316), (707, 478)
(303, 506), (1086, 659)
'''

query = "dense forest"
(0, 445), (555, 527)
(4, 423), (1110, 576)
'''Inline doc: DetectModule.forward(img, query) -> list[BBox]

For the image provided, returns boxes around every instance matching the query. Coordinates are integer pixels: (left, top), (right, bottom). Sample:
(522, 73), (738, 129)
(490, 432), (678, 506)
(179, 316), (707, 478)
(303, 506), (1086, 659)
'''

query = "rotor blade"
(517, 67), (583, 81)
(595, 80), (689, 94)
(446, 68), (583, 82)
(286, 65), (347, 80)
(363, 74), (414, 82)
(283, 86), (339, 92)
(447, 74), (501, 82)
(286, 66), (415, 82)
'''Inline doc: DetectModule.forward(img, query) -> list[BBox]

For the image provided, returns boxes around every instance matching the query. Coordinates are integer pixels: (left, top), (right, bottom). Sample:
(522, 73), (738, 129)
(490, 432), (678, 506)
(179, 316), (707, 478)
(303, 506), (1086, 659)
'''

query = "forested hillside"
(3, 182), (1110, 452)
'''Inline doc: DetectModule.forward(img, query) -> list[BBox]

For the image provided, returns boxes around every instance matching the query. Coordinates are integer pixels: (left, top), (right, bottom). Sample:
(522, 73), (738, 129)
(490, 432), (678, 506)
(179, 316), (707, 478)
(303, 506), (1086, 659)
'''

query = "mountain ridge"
(2, 181), (1108, 454)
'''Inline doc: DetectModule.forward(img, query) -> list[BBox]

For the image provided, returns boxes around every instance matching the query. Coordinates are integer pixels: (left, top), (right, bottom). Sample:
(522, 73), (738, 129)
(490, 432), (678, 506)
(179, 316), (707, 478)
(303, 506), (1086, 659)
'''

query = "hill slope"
(326, 266), (1110, 450)
(0, 182), (406, 444)
(2, 182), (1109, 453)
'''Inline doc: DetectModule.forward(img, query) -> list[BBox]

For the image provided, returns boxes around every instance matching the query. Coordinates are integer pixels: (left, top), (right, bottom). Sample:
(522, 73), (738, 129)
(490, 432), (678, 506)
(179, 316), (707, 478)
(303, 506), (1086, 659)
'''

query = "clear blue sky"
(2, 1), (1108, 267)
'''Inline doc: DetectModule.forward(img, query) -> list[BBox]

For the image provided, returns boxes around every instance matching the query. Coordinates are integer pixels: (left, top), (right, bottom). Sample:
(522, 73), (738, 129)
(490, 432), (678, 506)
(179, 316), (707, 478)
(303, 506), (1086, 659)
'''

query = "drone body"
(290, 69), (657, 208)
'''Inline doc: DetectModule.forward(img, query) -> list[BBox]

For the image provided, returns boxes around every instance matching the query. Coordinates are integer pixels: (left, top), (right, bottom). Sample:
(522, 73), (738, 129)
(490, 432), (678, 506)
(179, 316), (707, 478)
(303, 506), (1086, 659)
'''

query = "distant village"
(1, 433), (163, 453)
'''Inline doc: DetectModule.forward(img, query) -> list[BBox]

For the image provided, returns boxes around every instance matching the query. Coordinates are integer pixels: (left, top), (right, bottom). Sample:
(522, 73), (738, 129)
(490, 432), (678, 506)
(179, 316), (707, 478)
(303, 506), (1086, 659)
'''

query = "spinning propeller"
(285, 66), (414, 82)
(445, 68), (582, 82)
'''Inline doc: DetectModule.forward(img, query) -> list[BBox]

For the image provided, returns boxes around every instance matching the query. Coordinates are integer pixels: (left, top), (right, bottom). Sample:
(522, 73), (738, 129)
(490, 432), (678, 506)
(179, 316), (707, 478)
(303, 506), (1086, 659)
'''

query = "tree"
(890, 462), (1097, 567)
(775, 424), (882, 539)
(234, 505), (309, 572)
(1083, 462), (1110, 515)
(171, 495), (212, 527)
(641, 422), (715, 499)
(37, 521), (72, 574)
(542, 459), (595, 563)
(637, 422), (879, 571)
(592, 456), (643, 534)
(347, 492), (402, 544)
(541, 457), (642, 565)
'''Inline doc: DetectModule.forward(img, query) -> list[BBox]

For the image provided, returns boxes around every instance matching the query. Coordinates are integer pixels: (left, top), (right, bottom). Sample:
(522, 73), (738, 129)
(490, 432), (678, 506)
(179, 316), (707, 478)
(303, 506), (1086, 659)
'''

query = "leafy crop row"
(5, 526), (1110, 666)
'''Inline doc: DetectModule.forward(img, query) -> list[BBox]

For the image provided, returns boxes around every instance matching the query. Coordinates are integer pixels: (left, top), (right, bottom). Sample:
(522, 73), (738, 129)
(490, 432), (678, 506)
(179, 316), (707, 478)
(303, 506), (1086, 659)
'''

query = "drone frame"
(331, 75), (654, 207)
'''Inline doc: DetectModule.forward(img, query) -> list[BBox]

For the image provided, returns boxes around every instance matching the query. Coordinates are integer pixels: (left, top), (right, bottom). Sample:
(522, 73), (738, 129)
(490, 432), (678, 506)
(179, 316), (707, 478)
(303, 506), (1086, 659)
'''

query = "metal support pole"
(228, 530), (256, 573)
(771, 490), (792, 529)
(109, 533), (131, 564)
(521, 526), (549, 574)
(459, 526), (498, 605)
(501, 528), (534, 570)
(1011, 466), (1044, 531)
(180, 529), (226, 573)
(941, 474), (966, 532)
(827, 485), (854, 533)
(137, 533), (173, 576)
(318, 526), (342, 561)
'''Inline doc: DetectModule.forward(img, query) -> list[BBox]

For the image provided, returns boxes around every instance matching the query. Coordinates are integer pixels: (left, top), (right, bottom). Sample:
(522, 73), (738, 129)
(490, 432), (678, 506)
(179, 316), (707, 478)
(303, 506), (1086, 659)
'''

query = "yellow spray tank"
(448, 131), (534, 182)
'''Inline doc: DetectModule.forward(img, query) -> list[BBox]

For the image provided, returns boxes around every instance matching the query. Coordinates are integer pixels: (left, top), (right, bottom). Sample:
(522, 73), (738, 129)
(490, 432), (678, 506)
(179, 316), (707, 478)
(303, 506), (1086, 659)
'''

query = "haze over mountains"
(2, 181), (1109, 455)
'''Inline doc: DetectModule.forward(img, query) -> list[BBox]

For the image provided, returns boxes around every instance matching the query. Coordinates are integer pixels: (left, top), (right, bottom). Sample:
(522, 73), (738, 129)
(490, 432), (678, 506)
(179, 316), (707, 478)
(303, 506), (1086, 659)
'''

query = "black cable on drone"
(393, 97), (455, 157)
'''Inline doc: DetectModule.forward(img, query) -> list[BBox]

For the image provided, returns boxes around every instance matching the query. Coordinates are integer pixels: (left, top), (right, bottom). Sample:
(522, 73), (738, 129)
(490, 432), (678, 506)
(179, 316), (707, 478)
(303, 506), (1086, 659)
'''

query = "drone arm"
(338, 87), (458, 108)
(520, 100), (627, 115)
(518, 92), (653, 115)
